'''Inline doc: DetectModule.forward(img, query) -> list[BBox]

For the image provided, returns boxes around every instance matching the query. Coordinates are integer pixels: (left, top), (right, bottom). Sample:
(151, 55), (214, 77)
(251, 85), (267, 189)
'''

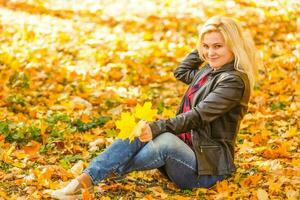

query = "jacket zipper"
(200, 145), (220, 153)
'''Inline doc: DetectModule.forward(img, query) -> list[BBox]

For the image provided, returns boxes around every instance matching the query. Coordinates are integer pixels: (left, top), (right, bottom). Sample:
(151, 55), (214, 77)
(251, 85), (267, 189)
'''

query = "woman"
(52, 15), (258, 199)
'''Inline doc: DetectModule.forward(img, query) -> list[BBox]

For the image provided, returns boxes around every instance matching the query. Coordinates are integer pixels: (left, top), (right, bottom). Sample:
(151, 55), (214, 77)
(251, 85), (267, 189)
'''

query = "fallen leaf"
(257, 188), (269, 200)
(23, 140), (41, 156)
(241, 174), (261, 188)
(149, 186), (168, 199)
(216, 180), (229, 192)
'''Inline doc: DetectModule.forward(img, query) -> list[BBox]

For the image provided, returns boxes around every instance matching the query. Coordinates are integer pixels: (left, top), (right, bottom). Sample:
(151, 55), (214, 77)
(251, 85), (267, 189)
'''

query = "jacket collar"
(193, 60), (235, 85)
(208, 60), (235, 75)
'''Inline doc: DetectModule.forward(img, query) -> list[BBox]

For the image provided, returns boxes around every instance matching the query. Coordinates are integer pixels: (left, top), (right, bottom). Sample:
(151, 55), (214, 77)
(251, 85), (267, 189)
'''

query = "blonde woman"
(52, 15), (258, 199)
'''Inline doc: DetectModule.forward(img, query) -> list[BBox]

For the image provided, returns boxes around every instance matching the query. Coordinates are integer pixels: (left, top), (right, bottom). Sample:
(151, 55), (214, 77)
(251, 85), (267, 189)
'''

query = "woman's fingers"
(138, 123), (152, 142)
(139, 137), (149, 142)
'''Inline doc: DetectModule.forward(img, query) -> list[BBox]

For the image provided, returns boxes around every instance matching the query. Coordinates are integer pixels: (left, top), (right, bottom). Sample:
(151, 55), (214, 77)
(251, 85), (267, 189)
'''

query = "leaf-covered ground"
(0, 0), (299, 199)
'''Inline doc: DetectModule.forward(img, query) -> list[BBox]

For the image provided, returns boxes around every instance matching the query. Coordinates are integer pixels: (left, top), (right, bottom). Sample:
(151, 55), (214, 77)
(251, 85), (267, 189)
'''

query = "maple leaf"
(130, 120), (147, 141)
(115, 112), (137, 141)
(134, 102), (157, 121)
(115, 102), (157, 141)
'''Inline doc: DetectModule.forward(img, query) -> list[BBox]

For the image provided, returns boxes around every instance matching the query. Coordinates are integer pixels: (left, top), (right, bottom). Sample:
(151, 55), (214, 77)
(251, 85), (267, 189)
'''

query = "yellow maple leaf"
(134, 102), (157, 121)
(129, 120), (146, 141)
(115, 112), (137, 141)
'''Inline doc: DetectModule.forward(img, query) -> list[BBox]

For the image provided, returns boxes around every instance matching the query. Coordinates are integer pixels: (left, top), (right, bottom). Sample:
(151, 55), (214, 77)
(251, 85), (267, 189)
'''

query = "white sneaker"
(51, 179), (93, 200)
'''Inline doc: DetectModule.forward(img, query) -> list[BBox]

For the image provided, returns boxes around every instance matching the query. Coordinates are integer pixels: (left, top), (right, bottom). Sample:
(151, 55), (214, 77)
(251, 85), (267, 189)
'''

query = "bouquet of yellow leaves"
(115, 102), (157, 142)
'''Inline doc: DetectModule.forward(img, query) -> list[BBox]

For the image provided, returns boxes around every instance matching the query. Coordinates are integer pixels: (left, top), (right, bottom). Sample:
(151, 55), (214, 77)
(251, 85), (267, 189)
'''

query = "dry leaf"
(23, 141), (41, 156)
(257, 188), (269, 200)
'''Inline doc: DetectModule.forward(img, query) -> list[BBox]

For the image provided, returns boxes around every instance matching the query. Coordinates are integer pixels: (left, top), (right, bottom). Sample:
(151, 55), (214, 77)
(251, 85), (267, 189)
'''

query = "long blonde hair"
(196, 16), (259, 90)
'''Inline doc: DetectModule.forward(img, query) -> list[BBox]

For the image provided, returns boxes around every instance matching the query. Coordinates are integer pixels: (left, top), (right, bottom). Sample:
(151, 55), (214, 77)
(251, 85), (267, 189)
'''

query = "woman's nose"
(208, 48), (216, 57)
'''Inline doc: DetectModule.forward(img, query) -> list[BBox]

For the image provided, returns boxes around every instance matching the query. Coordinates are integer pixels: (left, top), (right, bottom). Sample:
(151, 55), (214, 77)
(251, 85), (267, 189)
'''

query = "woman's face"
(201, 31), (234, 70)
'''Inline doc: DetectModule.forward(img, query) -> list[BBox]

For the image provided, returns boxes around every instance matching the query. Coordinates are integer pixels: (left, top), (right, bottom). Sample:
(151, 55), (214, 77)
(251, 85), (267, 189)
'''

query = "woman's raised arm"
(173, 49), (204, 84)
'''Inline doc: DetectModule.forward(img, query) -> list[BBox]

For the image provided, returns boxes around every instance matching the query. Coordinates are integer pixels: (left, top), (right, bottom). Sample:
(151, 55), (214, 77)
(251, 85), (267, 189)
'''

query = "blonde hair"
(196, 16), (259, 91)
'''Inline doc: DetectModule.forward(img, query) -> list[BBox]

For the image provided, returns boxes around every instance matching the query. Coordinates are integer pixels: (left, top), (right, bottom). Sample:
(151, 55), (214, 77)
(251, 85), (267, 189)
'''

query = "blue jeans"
(83, 132), (225, 189)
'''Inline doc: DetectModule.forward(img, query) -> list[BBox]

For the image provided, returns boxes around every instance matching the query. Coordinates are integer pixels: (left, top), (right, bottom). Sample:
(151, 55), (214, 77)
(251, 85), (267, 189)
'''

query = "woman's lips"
(208, 58), (218, 61)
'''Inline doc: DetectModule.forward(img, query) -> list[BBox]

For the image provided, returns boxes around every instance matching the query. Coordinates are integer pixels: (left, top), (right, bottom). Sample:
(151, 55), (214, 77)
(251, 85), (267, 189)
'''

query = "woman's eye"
(215, 45), (222, 48)
(203, 45), (209, 49)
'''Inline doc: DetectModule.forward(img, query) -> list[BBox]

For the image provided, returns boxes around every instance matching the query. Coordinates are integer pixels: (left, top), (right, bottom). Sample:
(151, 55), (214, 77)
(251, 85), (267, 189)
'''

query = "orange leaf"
(263, 144), (289, 158)
(81, 113), (90, 123)
(39, 167), (55, 182)
(108, 68), (123, 81)
(82, 189), (92, 200)
(251, 134), (264, 145)
(251, 130), (269, 145)
(29, 109), (37, 118)
(0, 135), (4, 141)
(123, 98), (137, 106)
(276, 144), (289, 157)
(23, 140), (41, 156)
(17, 113), (27, 121)
(81, 181), (93, 200)
(216, 180), (229, 192)
(241, 174), (261, 188)
(69, 71), (78, 80)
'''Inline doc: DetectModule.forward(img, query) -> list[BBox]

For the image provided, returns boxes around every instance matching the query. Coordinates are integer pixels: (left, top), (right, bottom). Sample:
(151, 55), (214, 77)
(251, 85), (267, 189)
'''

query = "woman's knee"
(152, 132), (183, 150)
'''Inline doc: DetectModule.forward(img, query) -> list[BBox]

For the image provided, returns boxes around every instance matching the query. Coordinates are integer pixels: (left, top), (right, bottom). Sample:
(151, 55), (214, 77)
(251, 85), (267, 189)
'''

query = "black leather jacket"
(149, 49), (250, 175)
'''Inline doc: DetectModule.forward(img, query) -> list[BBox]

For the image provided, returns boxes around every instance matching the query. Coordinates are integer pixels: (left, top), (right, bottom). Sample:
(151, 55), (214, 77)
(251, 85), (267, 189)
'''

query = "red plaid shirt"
(178, 75), (209, 148)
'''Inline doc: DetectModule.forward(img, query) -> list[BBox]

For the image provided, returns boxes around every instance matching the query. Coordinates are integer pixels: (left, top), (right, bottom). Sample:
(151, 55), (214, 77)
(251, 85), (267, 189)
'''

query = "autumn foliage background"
(0, 0), (299, 199)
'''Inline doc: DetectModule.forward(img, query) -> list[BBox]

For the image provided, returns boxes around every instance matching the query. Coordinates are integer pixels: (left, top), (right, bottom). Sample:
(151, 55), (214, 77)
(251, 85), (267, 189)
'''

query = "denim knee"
(152, 132), (186, 152)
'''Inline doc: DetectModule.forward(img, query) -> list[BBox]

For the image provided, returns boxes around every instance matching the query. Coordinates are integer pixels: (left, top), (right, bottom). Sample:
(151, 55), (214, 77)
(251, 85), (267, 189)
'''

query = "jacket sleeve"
(149, 74), (245, 137)
(174, 49), (204, 85)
